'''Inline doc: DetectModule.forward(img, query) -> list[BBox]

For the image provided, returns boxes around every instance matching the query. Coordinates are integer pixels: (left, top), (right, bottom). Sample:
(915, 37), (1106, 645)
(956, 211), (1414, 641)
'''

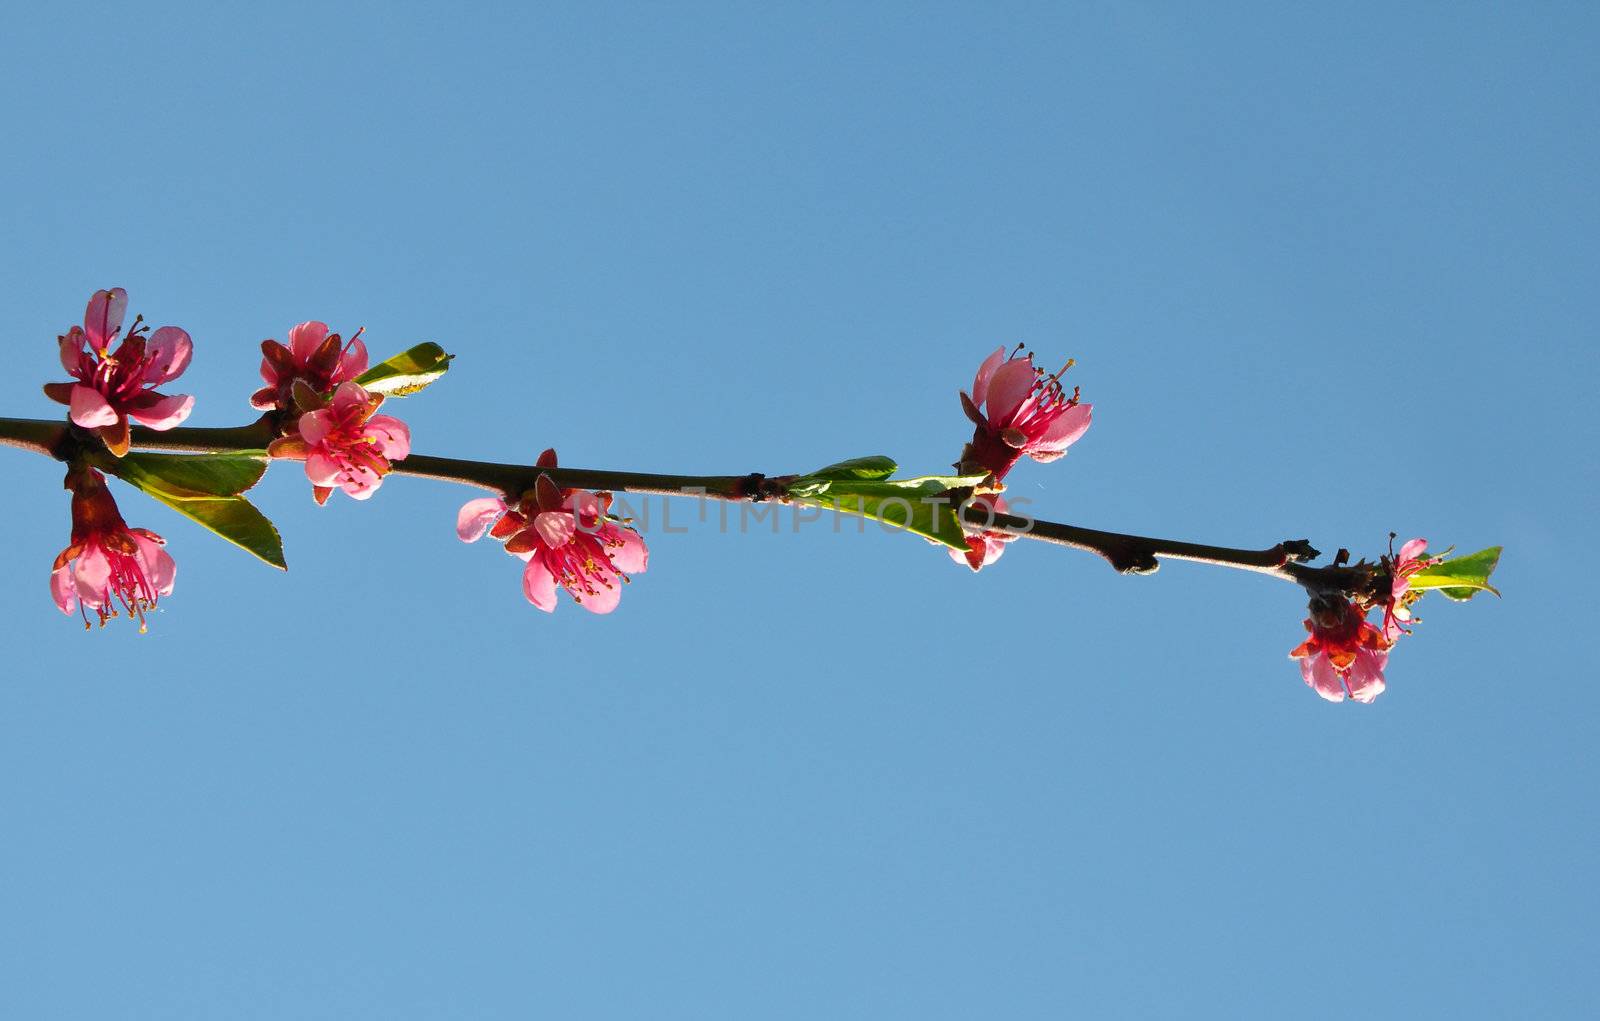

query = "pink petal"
(521, 553), (558, 612)
(534, 510), (577, 549)
(60, 331), (86, 374)
(74, 546), (111, 608)
(457, 498), (508, 542)
(331, 380), (371, 415)
(69, 385), (118, 428)
(563, 490), (602, 519)
(297, 408), (334, 447)
(84, 288), (127, 350)
(1300, 654), (1346, 703)
(364, 415), (410, 459)
(573, 570), (622, 614)
(1346, 648), (1388, 704)
(970, 346), (1008, 407)
(344, 475), (382, 500)
(1033, 403), (1093, 452)
(133, 534), (177, 597)
(51, 564), (78, 614)
(979, 536), (1008, 565)
(984, 356), (1037, 426)
(305, 451), (344, 486)
(287, 321), (328, 363)
(127, 393), (194, 430)
(337, 337), (369, 382)
(143, 326), (193, 384)
(607, 528), (649, 574)
(1398, 538), (1428, 564)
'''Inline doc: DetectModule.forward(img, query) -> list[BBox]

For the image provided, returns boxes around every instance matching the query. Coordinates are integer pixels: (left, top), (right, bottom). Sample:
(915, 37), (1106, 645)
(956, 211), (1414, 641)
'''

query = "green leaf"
(1408, 546), (1502, 601)
(788, 460), (988, 550)
(806, 455), (898, 481)
(355, 342), (454, 397)
(109, 452), (268, 498)
(138, 490), (286, 570)
(94, 452), (286, 570)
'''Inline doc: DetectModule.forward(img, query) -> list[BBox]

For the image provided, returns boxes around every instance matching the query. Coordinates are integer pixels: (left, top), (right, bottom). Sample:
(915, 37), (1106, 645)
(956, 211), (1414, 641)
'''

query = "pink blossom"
(1289, 595), (1392, 703)
(267, 381), (410, 504)
(43, 288), (195, 456)
(959, 346), (1091, 481)
(456, 450), (648, 614)
(50, 470), (176, 631)
(949, 493), (1017, 571)
(1381, 536), (1440, 640)
(250, 321), (369, 411)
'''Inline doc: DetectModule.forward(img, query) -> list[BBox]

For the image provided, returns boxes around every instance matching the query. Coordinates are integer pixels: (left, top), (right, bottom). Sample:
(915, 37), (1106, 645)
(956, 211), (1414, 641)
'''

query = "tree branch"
(0, 413), (1362, 595)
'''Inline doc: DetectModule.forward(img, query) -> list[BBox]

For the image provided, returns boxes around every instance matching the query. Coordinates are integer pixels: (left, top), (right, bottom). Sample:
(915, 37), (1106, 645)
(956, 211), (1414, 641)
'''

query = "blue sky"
(1, 3), (1595, 1018)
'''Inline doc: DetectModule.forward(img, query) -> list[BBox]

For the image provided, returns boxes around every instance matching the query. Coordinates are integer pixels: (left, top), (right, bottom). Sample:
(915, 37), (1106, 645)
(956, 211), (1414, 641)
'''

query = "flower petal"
(337, 336), (369, 382)
(984, 356), (1037, 426)
(365, 414), (410, 459)
(331, 380), (371, 416)
(573, 570), (622, 614)
(534, 510), (577, 549)
(69, 385), (118, 428)
(521, 553), (558, 612)
(1033, 402), (1092, 452)
(1398, 538), (1429, 564)
(73, 546), (111, 608)
(1300, 654), (1347, 702)
(970, 346), (1008, 407)
(1346, 648), (1388, 703)
(287, 321), (329, 363)
(457, 498), (508, 542)
(306, 451), (344, 486)
(50, 564), (78, 614)
(59, 331), (85, 374)
(126, 392), (194, 429)
(133, 534), (177, 597)
(344, 474), (382, 500)
(144, 326), (193, 384)
(297, 408), (333, 447)
(84, 288), (127, 350)
(607, 528), (649, 574)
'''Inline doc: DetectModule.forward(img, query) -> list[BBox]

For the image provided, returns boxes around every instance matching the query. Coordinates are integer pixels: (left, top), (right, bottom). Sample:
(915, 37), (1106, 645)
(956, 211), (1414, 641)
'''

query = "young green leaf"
(1409, 546), (1502, 601)
(93, 452), (286, 569)
(789, 471), (988, 550)
(104, 451), (269, 499)
(805, 456), (898, 481)
(355, 342), (454, 397)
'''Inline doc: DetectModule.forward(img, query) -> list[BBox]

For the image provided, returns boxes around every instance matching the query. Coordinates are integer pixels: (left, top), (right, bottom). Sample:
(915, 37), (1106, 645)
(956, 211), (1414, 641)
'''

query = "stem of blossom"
(0, 414), (1358, 593)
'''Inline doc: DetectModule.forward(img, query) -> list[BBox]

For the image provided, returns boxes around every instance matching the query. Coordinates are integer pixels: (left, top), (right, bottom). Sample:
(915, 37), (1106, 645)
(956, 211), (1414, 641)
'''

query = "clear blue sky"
(1, 3), (1595, 1018)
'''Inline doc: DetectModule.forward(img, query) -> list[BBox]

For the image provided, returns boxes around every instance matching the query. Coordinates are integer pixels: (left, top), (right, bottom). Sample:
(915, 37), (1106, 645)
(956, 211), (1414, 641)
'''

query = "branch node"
(1280, 539), (1320, 564)
(1109, 547), (1161, 575)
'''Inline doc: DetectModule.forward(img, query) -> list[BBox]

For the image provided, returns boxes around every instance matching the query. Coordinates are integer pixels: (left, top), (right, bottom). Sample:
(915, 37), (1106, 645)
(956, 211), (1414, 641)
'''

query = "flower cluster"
(251, 321), (369, 412)
(51, 470), (176, 631)
(44, 288), (194, 456)
(959, 345), (1092, 482)
(457, 450), (648, 614)
(1288, 537), (1442, 703)
(267, 381), (411, 504)
(949, 346), (1091, 571)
